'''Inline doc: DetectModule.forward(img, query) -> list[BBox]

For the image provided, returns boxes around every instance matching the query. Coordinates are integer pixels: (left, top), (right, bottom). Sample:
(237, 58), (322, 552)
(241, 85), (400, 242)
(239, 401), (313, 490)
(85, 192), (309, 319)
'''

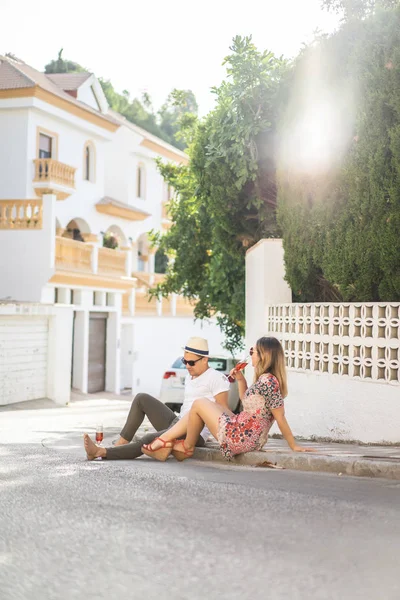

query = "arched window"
(137, 164), (145, 199)
(85, 146), (90, 181)
(83, 141), (96, 182)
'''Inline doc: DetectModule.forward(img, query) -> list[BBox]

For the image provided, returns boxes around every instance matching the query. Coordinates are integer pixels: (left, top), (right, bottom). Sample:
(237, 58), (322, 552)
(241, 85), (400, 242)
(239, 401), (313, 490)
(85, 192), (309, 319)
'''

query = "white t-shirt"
(179, 367), (230, 441)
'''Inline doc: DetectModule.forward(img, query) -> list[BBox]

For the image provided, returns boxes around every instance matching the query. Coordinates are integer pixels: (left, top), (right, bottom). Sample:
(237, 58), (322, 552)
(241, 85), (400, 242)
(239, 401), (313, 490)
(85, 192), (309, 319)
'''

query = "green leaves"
(278, 5), (400, 303)
(151, 36), (284, 352)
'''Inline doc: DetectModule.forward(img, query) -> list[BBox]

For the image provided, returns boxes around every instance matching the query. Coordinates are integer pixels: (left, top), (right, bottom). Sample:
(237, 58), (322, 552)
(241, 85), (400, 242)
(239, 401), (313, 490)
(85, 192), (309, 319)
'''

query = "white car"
(159, 356), (241, 413)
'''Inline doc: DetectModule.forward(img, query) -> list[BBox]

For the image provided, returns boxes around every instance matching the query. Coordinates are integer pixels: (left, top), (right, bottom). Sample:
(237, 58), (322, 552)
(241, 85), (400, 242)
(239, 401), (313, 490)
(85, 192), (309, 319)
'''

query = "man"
(83, 336), (230, 460)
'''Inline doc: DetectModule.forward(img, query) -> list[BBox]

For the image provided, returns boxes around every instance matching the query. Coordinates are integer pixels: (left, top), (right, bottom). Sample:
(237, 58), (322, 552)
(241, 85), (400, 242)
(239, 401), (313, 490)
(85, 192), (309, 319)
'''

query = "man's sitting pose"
(83, 336), (230, 460)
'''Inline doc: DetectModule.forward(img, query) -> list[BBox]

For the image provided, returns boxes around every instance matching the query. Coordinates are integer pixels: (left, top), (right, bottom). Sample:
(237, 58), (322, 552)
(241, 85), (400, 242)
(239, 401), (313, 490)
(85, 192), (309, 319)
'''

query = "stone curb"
(193, 447), (400, 481)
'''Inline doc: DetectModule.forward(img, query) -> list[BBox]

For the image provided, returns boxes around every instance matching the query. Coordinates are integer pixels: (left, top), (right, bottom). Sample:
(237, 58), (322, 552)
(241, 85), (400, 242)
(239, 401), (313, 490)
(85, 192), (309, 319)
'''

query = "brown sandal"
(172, 439), (194, 462)
(141, 437), (174, 462)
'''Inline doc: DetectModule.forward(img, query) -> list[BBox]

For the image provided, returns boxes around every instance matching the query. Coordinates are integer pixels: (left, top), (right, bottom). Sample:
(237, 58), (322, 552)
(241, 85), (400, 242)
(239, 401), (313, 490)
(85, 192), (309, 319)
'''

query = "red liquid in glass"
(227, 361), (248, 383)
(95, 432), (104, 443)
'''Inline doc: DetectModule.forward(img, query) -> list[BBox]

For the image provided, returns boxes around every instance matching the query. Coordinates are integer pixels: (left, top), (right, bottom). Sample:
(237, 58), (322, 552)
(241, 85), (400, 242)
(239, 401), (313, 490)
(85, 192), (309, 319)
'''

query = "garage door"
(88, 313), (107, 393)
(0, 316), (48, 405)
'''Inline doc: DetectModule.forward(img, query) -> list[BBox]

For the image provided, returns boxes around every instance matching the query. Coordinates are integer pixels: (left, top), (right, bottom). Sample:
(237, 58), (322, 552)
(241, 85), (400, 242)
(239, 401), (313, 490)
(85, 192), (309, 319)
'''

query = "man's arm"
(214, 391), (229, 410)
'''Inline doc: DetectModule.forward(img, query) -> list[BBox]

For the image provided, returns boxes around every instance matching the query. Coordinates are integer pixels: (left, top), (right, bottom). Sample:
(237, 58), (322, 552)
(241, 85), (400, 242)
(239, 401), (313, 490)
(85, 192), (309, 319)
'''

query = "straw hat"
(182, 337), (209, 357)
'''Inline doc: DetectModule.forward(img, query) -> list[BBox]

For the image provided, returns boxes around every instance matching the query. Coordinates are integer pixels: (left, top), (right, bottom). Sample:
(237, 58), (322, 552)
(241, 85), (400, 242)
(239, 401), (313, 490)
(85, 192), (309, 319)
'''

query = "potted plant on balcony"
(103, 232), (119, 249)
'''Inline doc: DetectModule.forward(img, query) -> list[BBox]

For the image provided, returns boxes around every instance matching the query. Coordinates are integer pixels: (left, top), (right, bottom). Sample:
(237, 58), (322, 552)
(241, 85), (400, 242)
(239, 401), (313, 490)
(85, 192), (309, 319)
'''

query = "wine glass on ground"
(95, 425), (104, 445)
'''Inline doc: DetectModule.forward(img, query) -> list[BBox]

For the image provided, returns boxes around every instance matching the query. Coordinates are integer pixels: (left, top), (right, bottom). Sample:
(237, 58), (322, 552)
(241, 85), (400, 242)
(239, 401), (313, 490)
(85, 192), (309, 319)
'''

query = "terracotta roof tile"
(46, 72), (92, 91)
(0, 58), (35, 89)
(0, 55), (118, 127)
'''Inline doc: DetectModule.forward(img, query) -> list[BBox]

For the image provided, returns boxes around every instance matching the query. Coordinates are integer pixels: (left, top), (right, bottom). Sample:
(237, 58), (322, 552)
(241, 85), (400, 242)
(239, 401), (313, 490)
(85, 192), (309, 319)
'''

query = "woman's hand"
(292, 445), (316, 453)
(229, 368), (245, 381)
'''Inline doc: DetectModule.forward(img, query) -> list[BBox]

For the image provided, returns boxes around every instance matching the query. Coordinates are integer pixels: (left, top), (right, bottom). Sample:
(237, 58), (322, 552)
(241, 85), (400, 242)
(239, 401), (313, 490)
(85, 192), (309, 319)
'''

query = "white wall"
(127, 317), (229, 398)
(0, 303), (73, 406)
(47, 306), (73, 404)
(77, 81), (100, 111)
(0, 109), (30, 197)
(0, 195), (56, 302)
(104, 125), (167, 243)
(245, 239), (292, 348)
(282, 371), (400, 444)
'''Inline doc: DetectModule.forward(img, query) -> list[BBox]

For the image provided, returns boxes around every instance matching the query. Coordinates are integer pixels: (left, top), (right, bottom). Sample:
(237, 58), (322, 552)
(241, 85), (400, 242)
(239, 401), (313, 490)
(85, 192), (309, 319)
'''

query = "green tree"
(159, 90), (199, 150)
(278, 5), (400, 302)
(150, 37), (286, 353)
(321, 0), (399, 19)
(44, 48), (84, 74)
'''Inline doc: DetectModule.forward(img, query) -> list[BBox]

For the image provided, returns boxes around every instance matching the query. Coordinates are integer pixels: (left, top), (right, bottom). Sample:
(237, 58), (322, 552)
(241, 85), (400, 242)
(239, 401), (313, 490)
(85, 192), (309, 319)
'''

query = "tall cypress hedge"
(277, 7), (400, 302)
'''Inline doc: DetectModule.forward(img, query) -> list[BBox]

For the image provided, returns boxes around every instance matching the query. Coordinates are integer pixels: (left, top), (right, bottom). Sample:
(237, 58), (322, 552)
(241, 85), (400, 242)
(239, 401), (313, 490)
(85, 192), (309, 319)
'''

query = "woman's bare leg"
(183, 399), (230, 451)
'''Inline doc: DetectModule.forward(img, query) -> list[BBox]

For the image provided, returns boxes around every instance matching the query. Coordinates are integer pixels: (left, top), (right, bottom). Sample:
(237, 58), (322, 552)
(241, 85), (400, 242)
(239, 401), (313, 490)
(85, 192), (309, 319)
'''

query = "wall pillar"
(245, 239), (292, 350)
(72, 310), (89, 393)
(105, 311), (121, 394)
(131, 241), (139, 272)
(47, 306), (74, 404)
(57, 288), (71, 305)
(90, 245), (98, 274)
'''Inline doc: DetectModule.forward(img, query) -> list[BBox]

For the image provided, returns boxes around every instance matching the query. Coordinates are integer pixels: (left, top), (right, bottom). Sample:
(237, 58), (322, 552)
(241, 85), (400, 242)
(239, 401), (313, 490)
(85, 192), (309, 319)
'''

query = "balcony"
(98, 247), (127, 276)
(55, 236), (92, 273)
(53, 237), (133, 290)
(0, 199), (43, 229)
(33, 159), (76, 200)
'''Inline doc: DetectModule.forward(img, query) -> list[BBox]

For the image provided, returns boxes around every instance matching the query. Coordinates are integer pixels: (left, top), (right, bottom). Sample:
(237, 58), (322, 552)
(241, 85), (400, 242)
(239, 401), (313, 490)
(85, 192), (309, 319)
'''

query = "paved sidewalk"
(197, 438), (400, 480)
(1, 395), (400, 481)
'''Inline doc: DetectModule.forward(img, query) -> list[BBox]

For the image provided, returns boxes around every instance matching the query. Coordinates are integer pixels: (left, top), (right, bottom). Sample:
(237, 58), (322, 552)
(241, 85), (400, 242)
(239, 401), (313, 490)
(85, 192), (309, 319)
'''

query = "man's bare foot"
(83, 433), (106, 460)
(114, 437), (129, 446)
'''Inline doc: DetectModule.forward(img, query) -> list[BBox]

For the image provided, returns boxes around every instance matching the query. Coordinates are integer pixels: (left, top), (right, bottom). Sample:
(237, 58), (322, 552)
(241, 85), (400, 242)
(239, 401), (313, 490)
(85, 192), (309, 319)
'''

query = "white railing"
(267, 303), (400, 386)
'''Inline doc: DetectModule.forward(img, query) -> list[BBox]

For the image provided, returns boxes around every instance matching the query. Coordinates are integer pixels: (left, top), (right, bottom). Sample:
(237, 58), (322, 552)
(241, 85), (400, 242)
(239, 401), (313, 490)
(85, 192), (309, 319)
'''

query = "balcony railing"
(98, 247), (127, 276)
(55, 236), (92, 272)
(0, 199), (43, 229)
(33, 159), (76, 200)
(34, 159), (75, 187)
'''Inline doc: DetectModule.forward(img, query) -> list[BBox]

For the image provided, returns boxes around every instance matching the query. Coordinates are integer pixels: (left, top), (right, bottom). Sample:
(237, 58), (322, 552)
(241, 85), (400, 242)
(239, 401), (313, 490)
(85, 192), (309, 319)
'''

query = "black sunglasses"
(181, 356), (204, 367)
(249, 347), (257, 356)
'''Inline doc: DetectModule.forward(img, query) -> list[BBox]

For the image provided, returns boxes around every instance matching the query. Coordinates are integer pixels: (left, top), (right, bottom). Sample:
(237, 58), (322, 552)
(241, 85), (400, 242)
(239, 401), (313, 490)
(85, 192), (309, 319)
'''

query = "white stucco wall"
(0, 109), (30, 197)
(104, 125), (165, 243)
(0, 195), (56, 302)
(47, 306), (74, 404)
(282, 371), (400, 444)
(245, 238), (292, 348)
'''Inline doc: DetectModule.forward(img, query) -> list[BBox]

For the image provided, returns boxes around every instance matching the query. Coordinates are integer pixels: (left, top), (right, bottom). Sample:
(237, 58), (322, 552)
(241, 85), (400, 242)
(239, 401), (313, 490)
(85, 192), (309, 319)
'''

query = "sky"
(0, 0), (340, 115)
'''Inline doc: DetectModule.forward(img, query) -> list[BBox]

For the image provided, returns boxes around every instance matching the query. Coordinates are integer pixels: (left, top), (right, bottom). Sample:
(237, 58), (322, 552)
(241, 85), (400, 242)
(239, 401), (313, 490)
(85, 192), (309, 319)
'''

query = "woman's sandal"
(172, 439), (195, 462)
(141, 437), (174, 462)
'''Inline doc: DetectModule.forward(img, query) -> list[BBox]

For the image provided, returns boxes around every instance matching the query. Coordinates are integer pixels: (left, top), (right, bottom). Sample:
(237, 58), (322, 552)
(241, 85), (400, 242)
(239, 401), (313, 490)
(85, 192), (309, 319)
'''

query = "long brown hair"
(254, 337), (288, 398)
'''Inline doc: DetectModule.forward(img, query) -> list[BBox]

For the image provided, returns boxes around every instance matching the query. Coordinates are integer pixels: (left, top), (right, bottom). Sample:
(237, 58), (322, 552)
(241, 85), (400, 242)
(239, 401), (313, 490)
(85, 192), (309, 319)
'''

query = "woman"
(142, 336), (314, 461)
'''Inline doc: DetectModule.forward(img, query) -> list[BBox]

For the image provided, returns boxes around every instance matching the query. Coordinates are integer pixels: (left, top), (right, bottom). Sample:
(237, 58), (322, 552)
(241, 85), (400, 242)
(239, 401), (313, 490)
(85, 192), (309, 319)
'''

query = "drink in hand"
(95, 425), (104, 445)
(226, 356), (250, 383)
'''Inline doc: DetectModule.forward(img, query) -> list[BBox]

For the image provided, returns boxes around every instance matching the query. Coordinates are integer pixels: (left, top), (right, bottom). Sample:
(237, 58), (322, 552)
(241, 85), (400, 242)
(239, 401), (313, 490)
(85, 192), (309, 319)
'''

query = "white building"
(0, 55), (226, 406)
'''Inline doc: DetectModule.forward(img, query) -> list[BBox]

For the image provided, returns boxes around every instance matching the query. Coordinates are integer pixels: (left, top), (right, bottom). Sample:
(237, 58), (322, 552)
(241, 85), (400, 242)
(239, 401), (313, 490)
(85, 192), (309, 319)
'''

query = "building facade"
(0, 55), (226, 405)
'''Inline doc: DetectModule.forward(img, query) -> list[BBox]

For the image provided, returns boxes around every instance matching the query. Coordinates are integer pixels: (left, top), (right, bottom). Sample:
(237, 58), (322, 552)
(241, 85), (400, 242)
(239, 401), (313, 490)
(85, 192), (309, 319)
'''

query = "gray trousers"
(105, 393), (205, 460)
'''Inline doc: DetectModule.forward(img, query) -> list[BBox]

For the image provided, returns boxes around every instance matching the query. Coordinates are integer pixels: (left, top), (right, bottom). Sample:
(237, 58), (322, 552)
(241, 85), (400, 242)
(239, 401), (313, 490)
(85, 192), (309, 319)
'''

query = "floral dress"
(217, 373), (284, 460)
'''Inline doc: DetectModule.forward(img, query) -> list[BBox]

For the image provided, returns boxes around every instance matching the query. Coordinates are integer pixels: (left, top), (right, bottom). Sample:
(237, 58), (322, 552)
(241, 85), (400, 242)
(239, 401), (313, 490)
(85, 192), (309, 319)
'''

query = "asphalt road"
(1, 441), (400, 600)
